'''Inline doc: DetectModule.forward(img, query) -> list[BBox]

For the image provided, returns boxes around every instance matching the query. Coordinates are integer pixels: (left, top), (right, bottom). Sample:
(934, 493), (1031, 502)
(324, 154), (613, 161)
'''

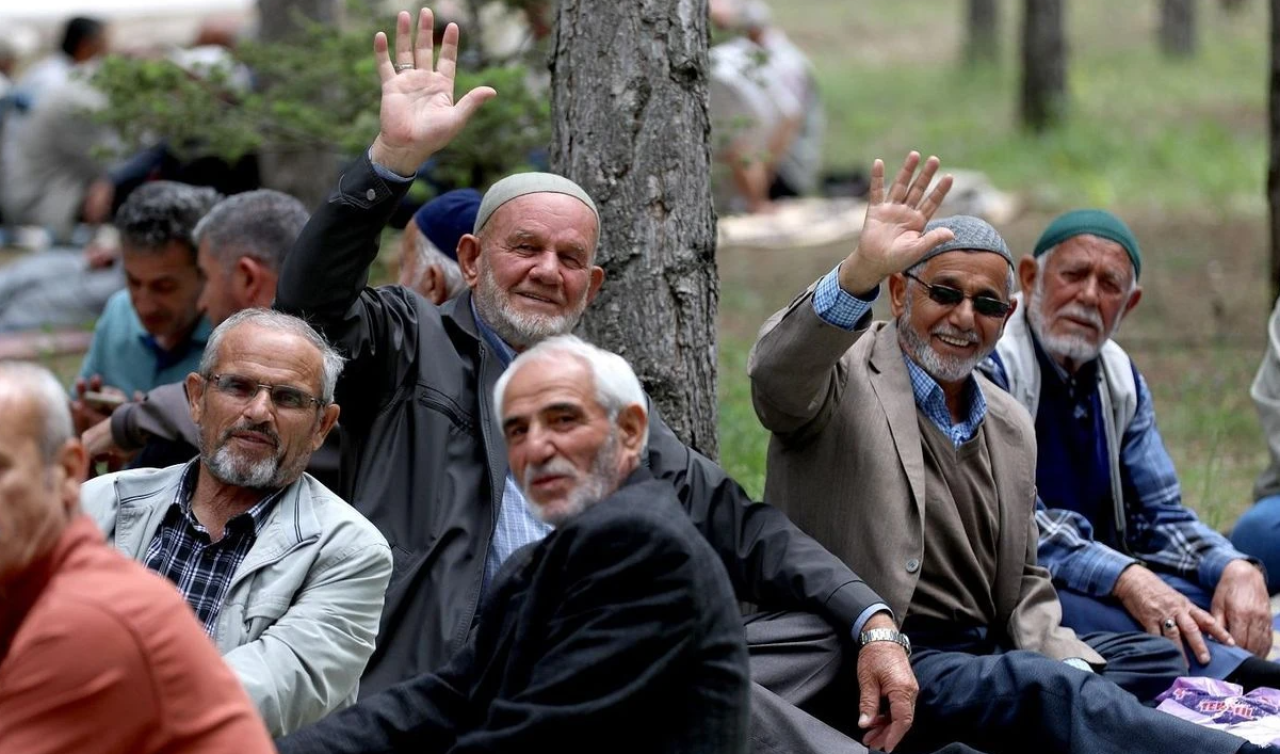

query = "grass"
(715, 0), (1273, 532)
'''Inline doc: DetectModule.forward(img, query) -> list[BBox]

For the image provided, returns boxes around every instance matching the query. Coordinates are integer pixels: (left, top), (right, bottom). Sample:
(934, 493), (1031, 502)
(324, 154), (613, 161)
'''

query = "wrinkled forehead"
(920, 249), (1011, 291)
(214, 324), (324, 380)
(502, 355), (599, 414)
(484, 193), (601, 248)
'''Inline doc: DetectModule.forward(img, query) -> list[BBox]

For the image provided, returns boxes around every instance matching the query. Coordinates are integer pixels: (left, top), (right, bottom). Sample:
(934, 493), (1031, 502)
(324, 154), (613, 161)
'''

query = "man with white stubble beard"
(79, 307), (393, 737)
(981, 209), (1280, 691)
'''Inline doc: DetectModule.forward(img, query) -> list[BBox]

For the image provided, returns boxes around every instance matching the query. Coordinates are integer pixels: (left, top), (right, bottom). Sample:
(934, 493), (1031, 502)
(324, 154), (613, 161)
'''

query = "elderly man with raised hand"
(398, 188), (478, 304)
(80, 308), (393, 736)
(274, 9), (917, 754)
(980, 210), (1279, 688)
(277, 335), (752, 754)
(748, 153), (1271, 754)
(0, 362), (273, 754)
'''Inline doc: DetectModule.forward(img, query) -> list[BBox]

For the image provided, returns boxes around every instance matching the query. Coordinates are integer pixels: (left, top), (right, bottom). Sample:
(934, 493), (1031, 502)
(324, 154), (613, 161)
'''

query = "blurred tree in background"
(91, 4), (550, 205)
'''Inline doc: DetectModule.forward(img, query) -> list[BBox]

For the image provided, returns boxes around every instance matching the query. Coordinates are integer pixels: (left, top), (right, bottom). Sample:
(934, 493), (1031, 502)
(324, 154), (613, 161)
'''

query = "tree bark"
(965, 0), (1000, 65)
(257, 0), (344, 209)
(1269, 0), (1280, 301)
(1160, 0), (1198, 58)
(550, 0), (720, 457)
(1021, 0), (1067, 132)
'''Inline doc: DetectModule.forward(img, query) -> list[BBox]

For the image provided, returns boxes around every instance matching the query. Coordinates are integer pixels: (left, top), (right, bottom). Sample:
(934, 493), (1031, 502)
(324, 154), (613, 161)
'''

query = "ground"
(715, 0), (1272, 531)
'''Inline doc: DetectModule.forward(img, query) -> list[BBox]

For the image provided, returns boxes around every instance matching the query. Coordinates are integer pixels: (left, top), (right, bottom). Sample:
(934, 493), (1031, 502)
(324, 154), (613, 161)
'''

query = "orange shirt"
(0, 515), (275, 754)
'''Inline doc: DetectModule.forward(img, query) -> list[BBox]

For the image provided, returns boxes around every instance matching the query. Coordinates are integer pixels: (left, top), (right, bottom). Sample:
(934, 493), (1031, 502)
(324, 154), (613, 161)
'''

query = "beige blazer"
(748, 288), (1102, 663)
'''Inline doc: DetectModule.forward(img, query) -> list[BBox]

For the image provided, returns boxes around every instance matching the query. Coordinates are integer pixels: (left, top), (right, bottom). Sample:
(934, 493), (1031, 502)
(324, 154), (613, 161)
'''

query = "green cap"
(1033, 209), (1142, 280)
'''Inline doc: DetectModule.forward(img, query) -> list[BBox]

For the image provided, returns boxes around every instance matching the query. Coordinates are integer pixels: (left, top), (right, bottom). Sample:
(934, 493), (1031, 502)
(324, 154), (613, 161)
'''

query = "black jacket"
(275, 151), (882, 694)
(275, 471), (750, 754)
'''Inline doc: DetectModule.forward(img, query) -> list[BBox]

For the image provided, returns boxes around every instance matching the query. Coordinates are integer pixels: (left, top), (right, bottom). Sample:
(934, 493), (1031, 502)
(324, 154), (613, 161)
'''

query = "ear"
(1123, 286), (1143, 318)
(186, 372), (205, 425)
(55, 438), (89, 510)
(457, 234), (482, 288)
(615, 403), (648, 457)
(237, 257), (267, 301)
(585, 265), (605, 306)
(424, 264), (448, 305)
(887, 272), (908, 318)
(312, 403), (341, 451)
(1018, 255), (1039, 294)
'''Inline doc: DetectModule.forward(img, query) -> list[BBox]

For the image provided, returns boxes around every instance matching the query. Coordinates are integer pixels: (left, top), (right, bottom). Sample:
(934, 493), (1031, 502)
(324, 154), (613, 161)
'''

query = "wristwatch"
(859, 627), (912, 657)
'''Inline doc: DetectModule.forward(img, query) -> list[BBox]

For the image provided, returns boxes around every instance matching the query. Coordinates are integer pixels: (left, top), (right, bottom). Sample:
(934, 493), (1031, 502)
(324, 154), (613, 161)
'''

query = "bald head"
(0, 362), (87, 585)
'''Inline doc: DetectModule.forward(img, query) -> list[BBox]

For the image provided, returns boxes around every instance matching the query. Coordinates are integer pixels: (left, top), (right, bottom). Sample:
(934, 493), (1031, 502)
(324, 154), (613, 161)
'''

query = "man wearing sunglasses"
(78, 308), (393, 737)
(749, 154), (1266, 754)
(981, 210), (1279, 689)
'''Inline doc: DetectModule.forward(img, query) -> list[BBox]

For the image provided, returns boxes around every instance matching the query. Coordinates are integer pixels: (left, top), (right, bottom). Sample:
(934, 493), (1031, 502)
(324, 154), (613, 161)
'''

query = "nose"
(947, 296), (977, 330)
(241, 386), (276, 422)
(527, 251), (560, 284)
(1077, 275), (1101, 306)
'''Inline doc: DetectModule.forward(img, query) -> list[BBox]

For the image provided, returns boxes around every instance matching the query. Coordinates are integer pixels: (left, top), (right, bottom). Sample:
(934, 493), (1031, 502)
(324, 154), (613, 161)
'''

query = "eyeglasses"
(206, 373), (324, 411)
(902, 272), (1013, 318)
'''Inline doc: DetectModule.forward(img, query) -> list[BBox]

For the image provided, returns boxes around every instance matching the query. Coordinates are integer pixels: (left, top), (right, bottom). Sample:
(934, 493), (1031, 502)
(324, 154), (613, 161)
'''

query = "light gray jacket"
(81, 463), (393, 736)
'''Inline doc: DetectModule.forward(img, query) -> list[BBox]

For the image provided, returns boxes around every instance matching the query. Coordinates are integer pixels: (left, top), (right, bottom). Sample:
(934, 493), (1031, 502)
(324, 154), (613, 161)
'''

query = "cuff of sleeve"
(852, 603), (893, 639)
(812, 264), (876, 331)
(367, 147), (416, 183)
(1060, 546), (1139, 597)
(1199, 550), (1263, 590)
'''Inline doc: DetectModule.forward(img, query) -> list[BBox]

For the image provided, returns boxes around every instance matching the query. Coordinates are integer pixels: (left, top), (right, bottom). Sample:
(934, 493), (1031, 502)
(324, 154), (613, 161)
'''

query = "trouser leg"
(904, 646), (1245, 754)
(1231, 496), (1280, 595)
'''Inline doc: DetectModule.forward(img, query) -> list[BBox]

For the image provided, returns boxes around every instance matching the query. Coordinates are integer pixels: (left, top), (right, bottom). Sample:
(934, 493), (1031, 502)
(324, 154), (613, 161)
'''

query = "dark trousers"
(899, 627), (1246, 754)
(1056, 572), (1250, 678)
(745, 612), (984, 754)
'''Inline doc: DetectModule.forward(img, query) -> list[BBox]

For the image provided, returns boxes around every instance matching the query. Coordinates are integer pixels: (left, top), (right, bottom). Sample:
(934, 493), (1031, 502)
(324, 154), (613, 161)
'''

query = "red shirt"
(0, 515), (275, 753)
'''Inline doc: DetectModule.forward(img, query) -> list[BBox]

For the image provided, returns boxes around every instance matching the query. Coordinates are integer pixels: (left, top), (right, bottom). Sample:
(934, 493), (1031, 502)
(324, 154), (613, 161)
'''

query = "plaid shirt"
(984, 354), (1254, 596)
(143, 461), (281, 635)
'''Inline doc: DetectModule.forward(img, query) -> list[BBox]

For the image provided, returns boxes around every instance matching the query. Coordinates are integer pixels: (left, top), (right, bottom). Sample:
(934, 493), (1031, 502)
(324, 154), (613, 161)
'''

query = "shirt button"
(366, 188), (377, 201)
(906, 558), (921, 573)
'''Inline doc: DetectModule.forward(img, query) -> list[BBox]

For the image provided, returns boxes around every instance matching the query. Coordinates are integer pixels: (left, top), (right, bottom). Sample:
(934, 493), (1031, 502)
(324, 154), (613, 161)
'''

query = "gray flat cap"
(918, 215), (1013, 267)
(474, 172), (599, 233)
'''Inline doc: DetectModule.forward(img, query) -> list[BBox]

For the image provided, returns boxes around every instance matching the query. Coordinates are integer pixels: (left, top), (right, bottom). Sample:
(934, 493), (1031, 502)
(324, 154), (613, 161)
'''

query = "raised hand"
(838, 152), (955, 296)
(370, 8), (497, 176)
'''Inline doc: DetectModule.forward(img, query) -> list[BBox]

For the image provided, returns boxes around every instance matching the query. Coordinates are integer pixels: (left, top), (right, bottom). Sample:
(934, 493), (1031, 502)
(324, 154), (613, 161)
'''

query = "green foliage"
(91, 13), (549, 189)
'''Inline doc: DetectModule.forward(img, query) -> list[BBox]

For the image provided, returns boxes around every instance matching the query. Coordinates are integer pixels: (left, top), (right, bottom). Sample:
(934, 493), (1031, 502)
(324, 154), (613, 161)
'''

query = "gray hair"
(198, 309), (345, 403)
(411, 234), (466, 298)
(0, 362), (76, 463)
(193, 189), (309, 272)
(493, 334), (649, 451)
(116, 181), (223, 255)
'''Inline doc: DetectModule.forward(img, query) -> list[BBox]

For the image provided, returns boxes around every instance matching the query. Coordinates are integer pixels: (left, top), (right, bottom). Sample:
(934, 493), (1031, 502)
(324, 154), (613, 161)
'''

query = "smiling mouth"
(934, 333), (975, 349)
(515, 292), (560, 306)
(230, 432), (276, 448)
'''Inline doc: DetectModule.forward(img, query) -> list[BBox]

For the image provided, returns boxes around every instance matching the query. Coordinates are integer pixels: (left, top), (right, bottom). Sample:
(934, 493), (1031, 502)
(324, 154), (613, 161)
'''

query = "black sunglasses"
(207, 373), (325, 411)
(903, 272), (1012, 318)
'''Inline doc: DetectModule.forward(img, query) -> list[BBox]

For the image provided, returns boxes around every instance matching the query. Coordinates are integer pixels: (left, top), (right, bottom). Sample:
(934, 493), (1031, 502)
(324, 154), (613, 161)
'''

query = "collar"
(0, 516), (100, 663)
(469, 297), (517, 368)
(901, 351), (988, 432)
(169, 460), (282, 540)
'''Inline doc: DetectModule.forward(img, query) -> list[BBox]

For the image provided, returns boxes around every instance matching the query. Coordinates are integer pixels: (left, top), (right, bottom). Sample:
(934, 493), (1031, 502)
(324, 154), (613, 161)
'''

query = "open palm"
(854, 153), (955, 279)
(372, 9), (496, 175)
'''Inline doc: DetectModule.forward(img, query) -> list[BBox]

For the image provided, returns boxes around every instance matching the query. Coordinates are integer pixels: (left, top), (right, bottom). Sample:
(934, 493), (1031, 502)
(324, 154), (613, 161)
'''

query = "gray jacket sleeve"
(110, 382), (198, 451)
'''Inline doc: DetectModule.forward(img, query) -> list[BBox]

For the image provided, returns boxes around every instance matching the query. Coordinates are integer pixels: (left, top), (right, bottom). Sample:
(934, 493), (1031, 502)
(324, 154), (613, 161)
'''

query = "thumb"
(455, 86), (497, 121)
(858, 669), (882, 729)
(907, 227), (955, 258)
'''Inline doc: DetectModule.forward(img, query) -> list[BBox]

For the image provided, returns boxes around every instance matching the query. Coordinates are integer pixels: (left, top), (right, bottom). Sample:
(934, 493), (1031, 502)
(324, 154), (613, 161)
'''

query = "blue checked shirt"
(473, 303), (554, 594)
(142, 461), (281, 635)
(984, 354), (1256, 596)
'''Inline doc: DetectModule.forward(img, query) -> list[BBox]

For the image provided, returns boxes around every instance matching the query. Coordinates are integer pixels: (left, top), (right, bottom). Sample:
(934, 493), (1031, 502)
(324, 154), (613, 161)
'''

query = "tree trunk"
(257, 0), (344, 209)
(1269, 0), (1280, 301)
(1160, 0), (1198, 57)
(550, 0), (720, 457)
(1021, 0), (1067, 131)
(965, 0), (1000, 65)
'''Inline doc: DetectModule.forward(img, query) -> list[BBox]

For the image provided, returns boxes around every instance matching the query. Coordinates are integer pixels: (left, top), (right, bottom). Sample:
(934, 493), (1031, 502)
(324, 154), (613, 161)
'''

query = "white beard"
(896, 296), (990, 383)
(520, 432), (621, 527)
(472, 261), (587, 349)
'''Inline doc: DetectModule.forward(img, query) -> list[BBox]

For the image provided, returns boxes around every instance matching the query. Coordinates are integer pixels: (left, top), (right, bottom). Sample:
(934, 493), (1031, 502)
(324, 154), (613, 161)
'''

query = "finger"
(1178, 613), (1212, 666)
(74, 377), (87, 397)
(394, 10), (414, 69)
(904, 228), (956, 263)
(884, 691), (915, 753)
(903, 155), (940, 208)
(89, 375), (103, 391)
(374, 31), (396, 82)
(918, 173), (954, 220)
(437, 21), (460, 83)
(868, 159), (885, 205)
(887, 152), (920, 204)
(1162, 623), (1189, 666)
(863, 725), (890, 752)
(857, 673), (881, 729)
(414, 7), (435, 72)
(454, 86), (498, 121)
(1192, 607), (1235, 646)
